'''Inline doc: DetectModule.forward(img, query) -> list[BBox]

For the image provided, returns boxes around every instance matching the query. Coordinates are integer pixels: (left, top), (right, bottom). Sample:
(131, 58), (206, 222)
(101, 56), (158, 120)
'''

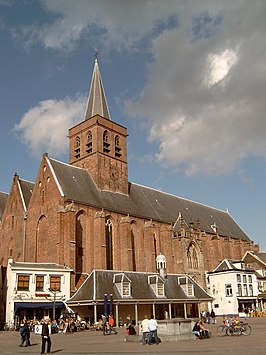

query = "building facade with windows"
(0, 58), (260, 323)
(207, 259), (259, 316)
(5, 259), (72, 328)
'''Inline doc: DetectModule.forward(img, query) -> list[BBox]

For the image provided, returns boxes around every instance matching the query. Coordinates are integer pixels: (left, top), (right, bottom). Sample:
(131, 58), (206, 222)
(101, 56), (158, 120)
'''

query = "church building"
(0, 58), (259, 300)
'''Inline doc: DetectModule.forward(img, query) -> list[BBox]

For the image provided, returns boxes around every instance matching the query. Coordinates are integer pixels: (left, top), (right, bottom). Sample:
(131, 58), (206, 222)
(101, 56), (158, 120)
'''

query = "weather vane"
(94, 48), (99, 60)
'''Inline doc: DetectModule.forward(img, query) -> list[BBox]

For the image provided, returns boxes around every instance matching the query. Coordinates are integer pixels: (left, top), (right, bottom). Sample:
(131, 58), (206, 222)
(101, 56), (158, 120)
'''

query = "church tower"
(69, 58), (128, 195)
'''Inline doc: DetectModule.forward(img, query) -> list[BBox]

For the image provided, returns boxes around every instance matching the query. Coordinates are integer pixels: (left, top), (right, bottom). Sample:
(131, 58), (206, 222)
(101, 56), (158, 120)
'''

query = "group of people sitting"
(192, 320), (210, 339)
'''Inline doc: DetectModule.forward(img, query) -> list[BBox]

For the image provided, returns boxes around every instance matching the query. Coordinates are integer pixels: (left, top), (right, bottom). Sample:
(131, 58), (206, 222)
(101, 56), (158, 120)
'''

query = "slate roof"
(0, 191), (8, 221)
(19, 179), (34, 208)
(48, 156), (251, 241)
(67, 269), (212, 305)
(84, 58), (111, 121)
(10, 261), (72, 271)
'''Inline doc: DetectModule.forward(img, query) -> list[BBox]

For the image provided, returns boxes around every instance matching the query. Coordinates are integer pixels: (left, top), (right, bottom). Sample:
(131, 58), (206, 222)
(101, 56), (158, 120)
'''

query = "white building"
(206, 259), (259, 316)
(5, 259), (72, 328)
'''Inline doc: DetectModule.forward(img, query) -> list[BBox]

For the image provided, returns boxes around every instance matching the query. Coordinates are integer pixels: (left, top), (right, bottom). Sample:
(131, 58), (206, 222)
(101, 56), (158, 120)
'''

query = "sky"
(1, 0), (266, 250)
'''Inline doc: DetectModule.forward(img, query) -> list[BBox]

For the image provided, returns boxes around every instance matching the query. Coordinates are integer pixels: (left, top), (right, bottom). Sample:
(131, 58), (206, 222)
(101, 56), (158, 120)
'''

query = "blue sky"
(1, 0), (266, 250)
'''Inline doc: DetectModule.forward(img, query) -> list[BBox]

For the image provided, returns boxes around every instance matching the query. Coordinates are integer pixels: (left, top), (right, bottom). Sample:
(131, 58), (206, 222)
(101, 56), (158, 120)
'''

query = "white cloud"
(10, 0), (266, 177)
(205, 49), (238, 88)
(13, 96), (86, 158)
(125, 1), (266, 176)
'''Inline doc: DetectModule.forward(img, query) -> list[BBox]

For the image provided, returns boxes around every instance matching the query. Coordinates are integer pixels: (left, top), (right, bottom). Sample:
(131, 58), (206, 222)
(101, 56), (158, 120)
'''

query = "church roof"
(47, 156), (251, 241)
(67, 269), (212, 304)
(84, 58), (111, 120)
(18, 178), (34, 209)
(0, 191), (8, 221)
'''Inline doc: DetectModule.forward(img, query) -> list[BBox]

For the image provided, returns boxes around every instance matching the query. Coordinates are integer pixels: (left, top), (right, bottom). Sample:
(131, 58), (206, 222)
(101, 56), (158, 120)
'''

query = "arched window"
(86, 130), (92, 153)
(105, 218), (113, 269)
(187, 244), (198, 269)
(187, 250), (192, 268)
(74, 136), (80, 159)
(130, 231), (136, 271)
(115, 135), (122, 158)
(75, 136), (80, 148)
(103, 130), (110, 153)
(75, 212), (86, 283)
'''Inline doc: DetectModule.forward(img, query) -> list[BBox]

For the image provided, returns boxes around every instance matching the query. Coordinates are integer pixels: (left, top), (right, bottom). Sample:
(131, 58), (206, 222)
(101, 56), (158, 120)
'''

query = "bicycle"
(217, 321), (251, 336)
(217, 324), (229, 337)
(236, 322), (251, 336)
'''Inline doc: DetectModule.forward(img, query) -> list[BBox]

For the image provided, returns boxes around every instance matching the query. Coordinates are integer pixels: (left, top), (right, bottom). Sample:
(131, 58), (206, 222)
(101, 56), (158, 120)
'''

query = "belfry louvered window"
(86, 130), (92, 153)
(115, 135), (122, 158)
(74, 136), (80, 159)
(103, 130), (110, 153)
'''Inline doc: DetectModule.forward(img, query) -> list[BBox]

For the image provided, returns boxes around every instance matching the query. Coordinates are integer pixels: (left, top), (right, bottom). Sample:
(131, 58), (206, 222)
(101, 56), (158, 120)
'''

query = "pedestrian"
(210, 309), (216, 324)
(19, 320), (26, 347)
(108, 314), (117, 334)
(148, 315), (160, 345)
(24, 321), (31, 346)
(41, 318), (51, 354)
(141, 315), (150, 345)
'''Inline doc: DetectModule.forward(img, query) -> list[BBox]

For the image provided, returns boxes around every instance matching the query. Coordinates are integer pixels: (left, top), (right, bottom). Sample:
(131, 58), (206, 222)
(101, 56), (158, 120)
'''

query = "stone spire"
(84, 57), (111, 120)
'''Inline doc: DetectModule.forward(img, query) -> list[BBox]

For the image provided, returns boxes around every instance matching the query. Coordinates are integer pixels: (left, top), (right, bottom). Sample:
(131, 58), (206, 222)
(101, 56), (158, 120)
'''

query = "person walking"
(141, 315), (150, 345)
(148, 315), (160, 345)
(19, 320), (26, 347)
(41, 318), (51, 354)
(108, 314), (117, 334)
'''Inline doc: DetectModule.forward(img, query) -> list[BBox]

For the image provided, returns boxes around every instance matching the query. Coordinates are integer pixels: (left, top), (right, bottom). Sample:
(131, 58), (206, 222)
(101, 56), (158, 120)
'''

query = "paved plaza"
(0, 317), (266, 354)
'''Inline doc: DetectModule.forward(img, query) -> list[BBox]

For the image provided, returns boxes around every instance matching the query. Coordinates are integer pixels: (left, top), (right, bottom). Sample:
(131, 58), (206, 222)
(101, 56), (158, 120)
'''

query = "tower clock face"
(110, 165), (119, 180)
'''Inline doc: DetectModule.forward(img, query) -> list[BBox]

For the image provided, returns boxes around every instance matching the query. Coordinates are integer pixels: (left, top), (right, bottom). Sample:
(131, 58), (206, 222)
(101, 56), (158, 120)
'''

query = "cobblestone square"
(0, 317), (266, 354)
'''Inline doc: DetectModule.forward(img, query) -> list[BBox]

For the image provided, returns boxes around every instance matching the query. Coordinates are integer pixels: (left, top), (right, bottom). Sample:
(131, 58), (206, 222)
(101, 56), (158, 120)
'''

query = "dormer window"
(113, 273), (131, 297)
(148, 275), (165, 297)
(115, 135), (122, 158)
(103, 130), (110, 153)
(74, 136), (80, 159)
(178, 276), (194, 297)
(86, 130), (92, 153)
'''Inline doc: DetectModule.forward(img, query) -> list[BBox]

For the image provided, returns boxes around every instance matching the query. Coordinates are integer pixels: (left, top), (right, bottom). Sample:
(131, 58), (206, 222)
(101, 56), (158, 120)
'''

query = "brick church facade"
(0, 58), (259, 294)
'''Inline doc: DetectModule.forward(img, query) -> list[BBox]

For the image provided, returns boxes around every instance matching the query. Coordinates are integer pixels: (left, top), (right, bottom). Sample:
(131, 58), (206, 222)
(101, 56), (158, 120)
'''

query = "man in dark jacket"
(41, 319), (51, 354)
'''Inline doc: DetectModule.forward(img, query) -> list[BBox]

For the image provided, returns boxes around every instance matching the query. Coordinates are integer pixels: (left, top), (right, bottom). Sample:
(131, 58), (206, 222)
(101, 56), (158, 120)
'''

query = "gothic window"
(75, 212), (86, 282)
(131, 231), (136, 271)
(74, 136), (80, 159)
(187, 244), (198, 269)
(153, 233), (157, 270)
(86, 130), (92, 153)
(103, 130), (110, 153)
(115, 135), (122, 158)
(105, 218), (113, 270)
(187, 251), (192, 268)
(249, 284), (253, 296)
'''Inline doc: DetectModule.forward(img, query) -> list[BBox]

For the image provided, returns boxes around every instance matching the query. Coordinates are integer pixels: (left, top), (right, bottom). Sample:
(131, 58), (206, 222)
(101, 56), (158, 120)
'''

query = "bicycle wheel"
(217, 325), (227, 336)
(227, 325), (241, 336)
(241, 324), (251, 336)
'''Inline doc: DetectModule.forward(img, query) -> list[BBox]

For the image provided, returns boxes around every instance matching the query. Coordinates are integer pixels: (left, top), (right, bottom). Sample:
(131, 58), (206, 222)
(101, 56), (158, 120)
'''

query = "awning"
(14, 302), (65, 312)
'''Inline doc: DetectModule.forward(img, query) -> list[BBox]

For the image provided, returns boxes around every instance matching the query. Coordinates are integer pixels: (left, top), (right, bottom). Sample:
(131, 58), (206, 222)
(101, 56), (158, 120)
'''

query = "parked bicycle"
(217, 321), (251, 336)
